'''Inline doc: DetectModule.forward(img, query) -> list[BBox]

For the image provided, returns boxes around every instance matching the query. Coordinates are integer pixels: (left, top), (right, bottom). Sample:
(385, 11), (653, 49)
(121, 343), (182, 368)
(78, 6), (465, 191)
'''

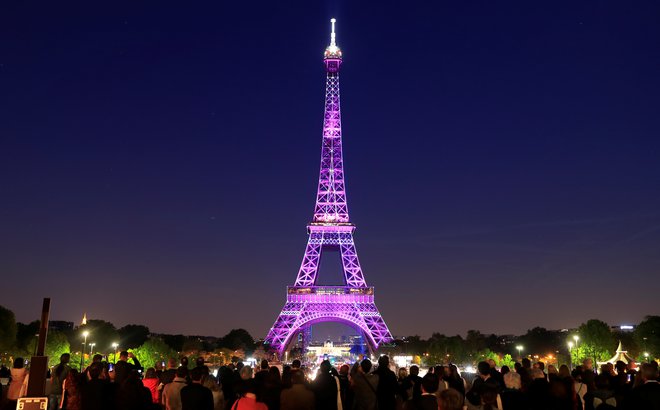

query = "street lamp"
(90, 343), (96, 356)
(112, 342), (119, 363)
(81, 331), (89, 370)
(644, 352), (650, 362)
(516, 345), (523, 360)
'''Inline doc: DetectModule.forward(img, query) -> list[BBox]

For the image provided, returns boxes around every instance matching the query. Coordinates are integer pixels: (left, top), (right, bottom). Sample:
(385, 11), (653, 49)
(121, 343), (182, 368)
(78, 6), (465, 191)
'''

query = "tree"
(465, 330), (487, 352)
(219, 329), (255, 353)
(500, 354), (515, 369)
(0, 305), (17, 351)
(578, 319), (615, 363)
(634, 316), (660, 358)
(15, 321), (40, 353)
(181, 338), (203, 355)
(162, 334), (186, 352)
(118, 325), (150, 349)
(253, 346), (268, 362)
(22, 331), (71, 367)
(520, 327), (563, 356)
(130, 338), (177, 370)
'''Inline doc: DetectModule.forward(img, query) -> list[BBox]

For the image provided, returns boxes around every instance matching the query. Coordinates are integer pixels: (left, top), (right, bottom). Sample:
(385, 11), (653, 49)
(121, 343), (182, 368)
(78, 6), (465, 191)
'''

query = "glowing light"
(620, 325), (633, 330)
(330, 18), (336, 46)
(573, 335), (579, 342)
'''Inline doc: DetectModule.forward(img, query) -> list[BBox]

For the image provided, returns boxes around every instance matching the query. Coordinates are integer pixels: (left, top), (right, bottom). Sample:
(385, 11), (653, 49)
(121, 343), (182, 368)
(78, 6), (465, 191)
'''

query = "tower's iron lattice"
(264, 19), (393, 354)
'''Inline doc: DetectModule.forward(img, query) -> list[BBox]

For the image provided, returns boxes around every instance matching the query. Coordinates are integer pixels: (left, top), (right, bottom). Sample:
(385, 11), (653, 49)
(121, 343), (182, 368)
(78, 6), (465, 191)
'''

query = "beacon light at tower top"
(324, 18), (342, 59)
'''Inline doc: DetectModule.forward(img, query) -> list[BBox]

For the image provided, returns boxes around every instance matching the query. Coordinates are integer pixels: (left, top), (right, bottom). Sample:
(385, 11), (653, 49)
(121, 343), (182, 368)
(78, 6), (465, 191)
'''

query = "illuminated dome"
(324, 18), (342, 59)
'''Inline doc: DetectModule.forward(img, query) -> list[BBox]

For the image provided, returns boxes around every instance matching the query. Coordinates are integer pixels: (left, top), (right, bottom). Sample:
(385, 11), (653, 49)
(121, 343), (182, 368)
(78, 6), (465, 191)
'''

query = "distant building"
(307, 340), (351, 362)
(612, 325), (636, 332)
(498, 335), (516, 346)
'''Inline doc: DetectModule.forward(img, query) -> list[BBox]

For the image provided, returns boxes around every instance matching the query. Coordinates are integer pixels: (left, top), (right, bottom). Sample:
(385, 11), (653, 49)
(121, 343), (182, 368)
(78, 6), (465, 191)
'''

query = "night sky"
(2, 1), (659, 340)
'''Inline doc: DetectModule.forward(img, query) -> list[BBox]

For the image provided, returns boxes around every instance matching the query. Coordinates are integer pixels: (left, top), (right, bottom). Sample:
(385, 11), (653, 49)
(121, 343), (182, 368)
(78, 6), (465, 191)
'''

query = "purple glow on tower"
(264, 19), (393, 354)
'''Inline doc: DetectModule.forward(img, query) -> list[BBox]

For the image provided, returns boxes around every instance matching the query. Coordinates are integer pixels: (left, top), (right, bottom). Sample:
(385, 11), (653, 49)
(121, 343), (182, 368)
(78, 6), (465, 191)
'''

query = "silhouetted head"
(439, 388), (464, 410)
(478, 361), (490, 376)
(421, 373), (439, 394)
(145, 367), (157, 379)
(176, 366), (189, 379)
(360, 359), (372, 373)
(260, 359), (269, 370)
(320, 360), (332, 374)
(378, 355), (389, 369)
(190, 366), (204, 382)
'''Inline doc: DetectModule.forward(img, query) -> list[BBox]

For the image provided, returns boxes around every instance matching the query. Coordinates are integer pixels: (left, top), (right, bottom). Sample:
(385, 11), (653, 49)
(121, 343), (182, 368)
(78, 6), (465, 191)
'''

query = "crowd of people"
(1, 352), (659, 410)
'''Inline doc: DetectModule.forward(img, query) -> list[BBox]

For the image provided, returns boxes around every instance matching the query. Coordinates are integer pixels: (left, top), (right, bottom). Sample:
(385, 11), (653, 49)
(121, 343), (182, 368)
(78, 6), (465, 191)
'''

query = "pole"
(25, 298), (51, 397)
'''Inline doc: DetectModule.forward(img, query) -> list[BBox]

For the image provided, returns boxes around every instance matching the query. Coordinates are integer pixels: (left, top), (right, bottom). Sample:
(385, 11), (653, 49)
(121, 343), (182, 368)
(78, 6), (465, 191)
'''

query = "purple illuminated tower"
(265, 19), (393, 354)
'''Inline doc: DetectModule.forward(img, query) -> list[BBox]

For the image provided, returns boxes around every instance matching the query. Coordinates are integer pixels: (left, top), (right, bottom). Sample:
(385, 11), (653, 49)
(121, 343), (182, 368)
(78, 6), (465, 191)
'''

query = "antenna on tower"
(330, 18), (337, 47)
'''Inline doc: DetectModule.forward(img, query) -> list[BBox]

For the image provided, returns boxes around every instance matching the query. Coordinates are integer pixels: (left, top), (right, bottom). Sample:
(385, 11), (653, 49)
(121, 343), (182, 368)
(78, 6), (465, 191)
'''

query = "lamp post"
(644, 352), (649, 362)
(90, 343), (96, 357)
(516, 345), (523, 361)
(112, 343), (119, 363)
(568, 341), (574, 369)
(81, 331), (89, 370)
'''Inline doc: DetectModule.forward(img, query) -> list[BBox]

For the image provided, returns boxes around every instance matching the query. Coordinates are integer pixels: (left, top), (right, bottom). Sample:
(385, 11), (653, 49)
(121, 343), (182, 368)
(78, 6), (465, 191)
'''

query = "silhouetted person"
(81, 362), (116, 410)
(500, 371), (527, 410)
(114, 351), (143, 386)
(352, 359), (379, 410)
(405, 365), (423, 401)
(374, 355), (397, 410)
(403, 373), (439, 410)
(281, 370), (314, 410)
(625, 362), (660, 410)
(181, 367), (214, 410)
(313, 360), (338, 410)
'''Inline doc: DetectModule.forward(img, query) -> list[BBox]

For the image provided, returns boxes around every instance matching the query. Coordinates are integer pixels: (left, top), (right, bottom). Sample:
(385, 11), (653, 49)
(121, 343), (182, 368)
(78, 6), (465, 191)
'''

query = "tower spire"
(324, 18), (342, 61)
(330, 18), (337, 47)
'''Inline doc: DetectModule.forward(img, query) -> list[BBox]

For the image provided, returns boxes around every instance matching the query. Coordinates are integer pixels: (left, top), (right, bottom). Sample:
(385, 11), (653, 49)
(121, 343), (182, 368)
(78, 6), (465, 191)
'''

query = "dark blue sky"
(1, 1), (659, 339)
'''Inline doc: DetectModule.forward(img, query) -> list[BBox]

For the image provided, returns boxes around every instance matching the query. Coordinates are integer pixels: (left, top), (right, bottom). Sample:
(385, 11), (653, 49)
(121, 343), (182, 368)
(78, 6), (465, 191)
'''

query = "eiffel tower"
(264, 19), (393, 354)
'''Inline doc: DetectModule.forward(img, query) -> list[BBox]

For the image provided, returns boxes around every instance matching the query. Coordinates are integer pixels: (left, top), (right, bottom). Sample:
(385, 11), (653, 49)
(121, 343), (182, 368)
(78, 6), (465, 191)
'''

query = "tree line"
(383, 317), (660, 367)
(1, 304), (658, 369)
(0, 305), (255, 370)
